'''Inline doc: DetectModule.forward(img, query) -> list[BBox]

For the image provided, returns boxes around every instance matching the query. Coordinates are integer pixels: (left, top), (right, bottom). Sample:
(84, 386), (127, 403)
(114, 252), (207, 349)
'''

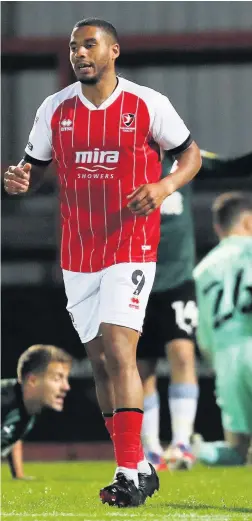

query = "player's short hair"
(212, 191), (252, 232)
(17, 344), (72, 383)
(73, 18), (118, 43)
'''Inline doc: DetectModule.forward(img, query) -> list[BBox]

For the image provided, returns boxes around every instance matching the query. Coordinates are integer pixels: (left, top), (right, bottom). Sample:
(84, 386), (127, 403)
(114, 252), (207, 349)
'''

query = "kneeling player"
(193, 192), (252, 465)
(1, 344), (72, 477)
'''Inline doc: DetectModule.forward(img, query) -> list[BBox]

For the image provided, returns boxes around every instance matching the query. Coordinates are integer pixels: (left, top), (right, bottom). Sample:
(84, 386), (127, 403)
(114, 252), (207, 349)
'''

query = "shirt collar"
(77, 77), (122, 111)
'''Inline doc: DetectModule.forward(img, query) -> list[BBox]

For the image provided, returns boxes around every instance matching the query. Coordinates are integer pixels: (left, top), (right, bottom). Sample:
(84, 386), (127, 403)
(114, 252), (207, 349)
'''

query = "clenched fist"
(4, 163), (31, 195)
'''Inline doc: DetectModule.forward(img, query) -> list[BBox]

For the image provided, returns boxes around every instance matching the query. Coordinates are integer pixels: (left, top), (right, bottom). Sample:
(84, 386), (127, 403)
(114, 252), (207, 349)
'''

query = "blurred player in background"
(193, 192), (252, 465)
(3, 18), (201, 506)
(137, 153), (198, 471)
(137, 151), (252, 471)
(1, 345), (71, 479)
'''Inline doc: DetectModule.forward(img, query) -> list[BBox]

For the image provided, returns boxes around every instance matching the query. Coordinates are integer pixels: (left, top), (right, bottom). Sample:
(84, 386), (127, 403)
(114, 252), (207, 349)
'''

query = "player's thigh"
(62, 269), (101, 344)
(166, 280), (198, 346)
(99, 262), (156, 333)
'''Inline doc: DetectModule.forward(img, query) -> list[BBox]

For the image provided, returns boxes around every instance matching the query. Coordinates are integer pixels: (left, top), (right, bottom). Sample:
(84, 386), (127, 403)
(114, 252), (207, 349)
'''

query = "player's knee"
(91, 358), (109, 383)
(101, 324), (139, 376)
(225, 431), (250, 461)
(168, 340), (195, 371)
(105, 341), (137, 377)
(137, 359), (156, 382)
(85, 349), (109, 382)
(107, 354), (136, 377)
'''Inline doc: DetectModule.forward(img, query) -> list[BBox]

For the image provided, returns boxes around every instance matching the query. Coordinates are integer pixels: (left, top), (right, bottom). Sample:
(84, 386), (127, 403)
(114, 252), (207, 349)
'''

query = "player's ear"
(213, 222), (223, 240)
(26, 374), (38, 387)
(111, 43), (120, 61)
(242, 212), (252, 235)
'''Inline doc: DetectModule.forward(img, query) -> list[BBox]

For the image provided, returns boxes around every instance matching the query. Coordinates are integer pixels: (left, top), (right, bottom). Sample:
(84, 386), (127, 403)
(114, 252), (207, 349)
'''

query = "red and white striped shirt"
(25, 77), (190, 272)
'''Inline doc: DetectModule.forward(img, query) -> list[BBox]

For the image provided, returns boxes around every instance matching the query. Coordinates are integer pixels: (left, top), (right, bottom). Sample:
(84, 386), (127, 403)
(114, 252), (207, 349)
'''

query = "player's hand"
(127, 180), (174, 216)
(3, 163), (31, 195)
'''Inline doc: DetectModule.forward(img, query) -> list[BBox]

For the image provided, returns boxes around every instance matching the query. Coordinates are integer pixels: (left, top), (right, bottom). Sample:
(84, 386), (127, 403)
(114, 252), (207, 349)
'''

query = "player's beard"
(79, 75), (100, 85)
(77, 61), (110, 85)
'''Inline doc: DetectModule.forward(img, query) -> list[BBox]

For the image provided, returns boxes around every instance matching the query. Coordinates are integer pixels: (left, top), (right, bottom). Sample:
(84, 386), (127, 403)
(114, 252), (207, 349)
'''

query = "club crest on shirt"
(121, 113), (135, 132)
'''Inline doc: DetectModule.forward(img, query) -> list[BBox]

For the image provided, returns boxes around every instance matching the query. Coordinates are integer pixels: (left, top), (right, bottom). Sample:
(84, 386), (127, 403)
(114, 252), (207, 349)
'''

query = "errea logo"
(60, 119), (72, 131)
(3, 426), (14, 435)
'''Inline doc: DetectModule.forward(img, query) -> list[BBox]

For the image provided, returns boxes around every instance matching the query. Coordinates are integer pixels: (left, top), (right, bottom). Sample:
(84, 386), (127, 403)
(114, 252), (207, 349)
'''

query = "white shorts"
(63, 262), (156, 344)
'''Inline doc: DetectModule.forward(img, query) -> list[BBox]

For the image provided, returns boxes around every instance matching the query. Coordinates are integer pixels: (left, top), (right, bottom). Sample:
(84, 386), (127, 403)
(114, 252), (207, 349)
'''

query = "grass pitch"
(1, 461), (252, 521)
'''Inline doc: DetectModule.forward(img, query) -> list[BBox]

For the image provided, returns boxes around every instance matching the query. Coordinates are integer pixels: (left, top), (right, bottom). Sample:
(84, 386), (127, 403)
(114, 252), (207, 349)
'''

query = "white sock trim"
(115, 467), (139, 488)
(169, 397), (198, 446)
(138, 458), (151, 475)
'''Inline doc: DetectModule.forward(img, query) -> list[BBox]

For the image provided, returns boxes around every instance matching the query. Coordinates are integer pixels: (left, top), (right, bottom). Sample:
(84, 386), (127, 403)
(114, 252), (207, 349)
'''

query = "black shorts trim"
(114, 408), (143, 414)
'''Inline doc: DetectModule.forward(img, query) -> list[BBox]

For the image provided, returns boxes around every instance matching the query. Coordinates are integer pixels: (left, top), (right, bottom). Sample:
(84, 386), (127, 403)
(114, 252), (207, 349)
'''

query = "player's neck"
(81, 72), (118, 108)
(23, 388), (42, 415)
(221, 228), (251, 240)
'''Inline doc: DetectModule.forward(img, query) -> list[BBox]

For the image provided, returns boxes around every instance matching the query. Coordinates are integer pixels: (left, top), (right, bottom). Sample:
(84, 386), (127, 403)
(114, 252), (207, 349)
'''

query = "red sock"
(103, 413), (114, 440)
(138, 441), (145, 463)
(113, 408), (143, 470)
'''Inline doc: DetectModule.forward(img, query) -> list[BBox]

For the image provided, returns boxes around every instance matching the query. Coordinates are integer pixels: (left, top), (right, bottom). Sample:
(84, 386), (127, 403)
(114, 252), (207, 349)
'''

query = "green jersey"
(153, 181), (194, 292)
(193, 236), (252, 364)
(153, 151), (252, 293)
(1, 379), (36, 457)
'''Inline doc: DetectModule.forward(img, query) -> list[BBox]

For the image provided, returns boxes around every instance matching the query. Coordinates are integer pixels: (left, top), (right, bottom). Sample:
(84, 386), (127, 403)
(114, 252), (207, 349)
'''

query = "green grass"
(1, 461), (252, 521)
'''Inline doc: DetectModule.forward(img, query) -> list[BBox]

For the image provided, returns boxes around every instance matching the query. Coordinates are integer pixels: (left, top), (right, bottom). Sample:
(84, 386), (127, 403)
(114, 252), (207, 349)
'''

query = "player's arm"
(161, 140), (202, 193)
(4, 96), (53, 196)
(193, 271), (214, 363)
(7, 440), (25, 479)
(127, 94), (201, 216)
(4, 158), (50, 195)
(196, 323), (213, 367)
(7, 440), (35, 480)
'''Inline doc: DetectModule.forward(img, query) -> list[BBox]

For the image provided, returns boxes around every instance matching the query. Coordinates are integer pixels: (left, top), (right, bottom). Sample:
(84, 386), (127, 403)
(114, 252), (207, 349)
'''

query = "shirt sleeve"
(24, 97), (53, 162)
(151, 93), (191, 153)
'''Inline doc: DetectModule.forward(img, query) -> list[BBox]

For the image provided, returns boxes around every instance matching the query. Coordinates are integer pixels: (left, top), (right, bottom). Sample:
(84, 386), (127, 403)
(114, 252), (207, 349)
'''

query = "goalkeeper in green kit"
(194, 192), (252, 465)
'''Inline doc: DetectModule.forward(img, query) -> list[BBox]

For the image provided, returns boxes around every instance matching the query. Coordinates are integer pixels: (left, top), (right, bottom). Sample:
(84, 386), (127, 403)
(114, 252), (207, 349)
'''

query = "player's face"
(38, 362), (71, 412)
(69, 26), (119, 85)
